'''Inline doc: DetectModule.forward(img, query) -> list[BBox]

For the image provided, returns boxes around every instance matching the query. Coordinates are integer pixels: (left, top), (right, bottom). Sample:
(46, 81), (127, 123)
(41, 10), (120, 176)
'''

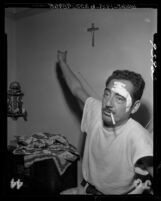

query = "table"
(6, 149), (78, 196)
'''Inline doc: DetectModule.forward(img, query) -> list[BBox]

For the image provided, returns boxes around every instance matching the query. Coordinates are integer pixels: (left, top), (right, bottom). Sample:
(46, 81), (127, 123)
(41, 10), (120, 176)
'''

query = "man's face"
(102, 79), (134, 128)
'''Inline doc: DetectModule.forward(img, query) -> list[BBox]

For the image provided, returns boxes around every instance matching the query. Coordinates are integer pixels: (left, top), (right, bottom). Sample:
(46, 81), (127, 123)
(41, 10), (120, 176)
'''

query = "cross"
(87, 23), (99, 47)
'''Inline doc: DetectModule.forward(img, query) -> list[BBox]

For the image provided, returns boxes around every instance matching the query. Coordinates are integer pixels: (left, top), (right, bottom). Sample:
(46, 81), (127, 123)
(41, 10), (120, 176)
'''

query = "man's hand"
(128, 179), (152, 194)
(57, 50), (67, 63)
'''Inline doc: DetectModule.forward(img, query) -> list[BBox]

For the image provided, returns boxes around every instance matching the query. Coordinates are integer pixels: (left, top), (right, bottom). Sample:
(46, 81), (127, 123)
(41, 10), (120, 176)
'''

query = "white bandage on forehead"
(111, 81), (132, 112)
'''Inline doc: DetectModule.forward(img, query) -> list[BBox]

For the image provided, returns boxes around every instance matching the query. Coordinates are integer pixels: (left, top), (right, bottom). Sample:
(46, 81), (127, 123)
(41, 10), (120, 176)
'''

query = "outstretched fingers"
(57, 50), (67, 63)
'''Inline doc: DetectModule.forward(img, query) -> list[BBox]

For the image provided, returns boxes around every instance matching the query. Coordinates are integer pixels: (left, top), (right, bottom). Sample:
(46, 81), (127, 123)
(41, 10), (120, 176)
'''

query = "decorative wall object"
(7, 81), (27, 121)
(87, 23), (99, 47)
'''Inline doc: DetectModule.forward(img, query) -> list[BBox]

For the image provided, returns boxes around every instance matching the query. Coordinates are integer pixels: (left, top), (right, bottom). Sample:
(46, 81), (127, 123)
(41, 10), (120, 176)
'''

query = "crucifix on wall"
(87, 23), (99, 47)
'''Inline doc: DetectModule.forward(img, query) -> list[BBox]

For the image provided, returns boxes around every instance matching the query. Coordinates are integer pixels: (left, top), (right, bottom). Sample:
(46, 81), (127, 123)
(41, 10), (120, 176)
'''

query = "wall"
(6, 8), (156, 182)
(5, 17), (17, 145)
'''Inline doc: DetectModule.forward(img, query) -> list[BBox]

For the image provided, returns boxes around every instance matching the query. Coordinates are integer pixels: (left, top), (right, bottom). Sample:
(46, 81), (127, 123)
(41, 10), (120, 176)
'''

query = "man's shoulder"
(81, 97), (102, 132)
(128, 118), (151, 137)
(85, 97), (101, 109)
(83, 97), (102, 120)
(130, 118), (147, 130)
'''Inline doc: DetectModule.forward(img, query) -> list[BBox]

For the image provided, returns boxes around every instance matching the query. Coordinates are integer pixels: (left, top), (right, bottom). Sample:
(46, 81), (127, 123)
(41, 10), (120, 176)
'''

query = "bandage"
(110, 112), (115, 125)
(111, 81), (132, 112)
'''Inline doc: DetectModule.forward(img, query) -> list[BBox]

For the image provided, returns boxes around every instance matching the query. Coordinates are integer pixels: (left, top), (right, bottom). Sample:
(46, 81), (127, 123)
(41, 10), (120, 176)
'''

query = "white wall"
(6, 8), (156, 154)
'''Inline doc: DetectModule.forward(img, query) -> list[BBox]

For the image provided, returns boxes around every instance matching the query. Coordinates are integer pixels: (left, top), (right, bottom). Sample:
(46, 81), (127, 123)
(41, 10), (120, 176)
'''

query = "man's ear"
(131, 100), (141, 114)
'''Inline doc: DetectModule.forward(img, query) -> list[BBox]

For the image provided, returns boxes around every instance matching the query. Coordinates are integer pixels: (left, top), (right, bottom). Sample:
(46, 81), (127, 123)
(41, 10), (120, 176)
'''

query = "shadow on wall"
(55, 63), (86, 158)
(132, 101), (152, 128)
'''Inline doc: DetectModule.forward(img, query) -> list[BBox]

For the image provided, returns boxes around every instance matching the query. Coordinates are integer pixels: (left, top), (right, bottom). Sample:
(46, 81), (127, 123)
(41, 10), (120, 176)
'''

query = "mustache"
(102, 107), (115, 114)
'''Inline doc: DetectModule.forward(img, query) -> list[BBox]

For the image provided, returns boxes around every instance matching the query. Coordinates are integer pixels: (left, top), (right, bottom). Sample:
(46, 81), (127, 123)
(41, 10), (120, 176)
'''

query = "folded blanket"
(12, 132), (80, 175)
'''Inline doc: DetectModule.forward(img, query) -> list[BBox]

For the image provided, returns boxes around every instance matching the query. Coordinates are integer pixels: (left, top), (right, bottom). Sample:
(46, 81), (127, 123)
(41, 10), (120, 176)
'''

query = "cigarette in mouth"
(110, 112), (115, 125)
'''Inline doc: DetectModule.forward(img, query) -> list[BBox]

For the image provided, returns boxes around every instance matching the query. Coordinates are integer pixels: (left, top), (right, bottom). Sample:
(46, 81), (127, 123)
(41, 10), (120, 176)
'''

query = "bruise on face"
(111, 81), (132, 112)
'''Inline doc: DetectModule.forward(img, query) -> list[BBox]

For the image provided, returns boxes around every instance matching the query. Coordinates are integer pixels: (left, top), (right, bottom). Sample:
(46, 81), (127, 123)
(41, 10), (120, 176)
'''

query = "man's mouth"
(102, 109), (116, 125)
(103, 109), (113, 116)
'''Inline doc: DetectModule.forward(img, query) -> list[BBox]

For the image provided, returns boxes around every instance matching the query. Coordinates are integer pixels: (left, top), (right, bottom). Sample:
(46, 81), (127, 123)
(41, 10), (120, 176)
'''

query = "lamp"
(7, 81), (27, 121)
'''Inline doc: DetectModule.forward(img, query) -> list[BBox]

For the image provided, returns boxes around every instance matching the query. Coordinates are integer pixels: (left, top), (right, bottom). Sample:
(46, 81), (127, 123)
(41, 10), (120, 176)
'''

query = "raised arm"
(57, 50), (90, 110)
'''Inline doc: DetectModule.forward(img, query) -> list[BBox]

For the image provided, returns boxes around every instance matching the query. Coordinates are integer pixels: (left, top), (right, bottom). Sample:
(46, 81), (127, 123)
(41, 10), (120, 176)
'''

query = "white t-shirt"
(81, 97), (153, 194)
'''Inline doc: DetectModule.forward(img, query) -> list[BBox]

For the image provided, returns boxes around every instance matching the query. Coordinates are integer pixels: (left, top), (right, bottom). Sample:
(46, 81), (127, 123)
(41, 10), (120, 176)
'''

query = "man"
(57, 50), (153, 194)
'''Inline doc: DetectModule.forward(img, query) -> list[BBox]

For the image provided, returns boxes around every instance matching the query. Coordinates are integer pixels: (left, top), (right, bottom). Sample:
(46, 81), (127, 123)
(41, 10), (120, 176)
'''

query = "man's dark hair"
(105, 70), (145, 103)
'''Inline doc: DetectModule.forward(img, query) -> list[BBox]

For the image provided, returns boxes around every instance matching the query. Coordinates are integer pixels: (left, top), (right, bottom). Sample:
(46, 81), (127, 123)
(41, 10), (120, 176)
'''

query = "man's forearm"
(141, 156), (153, 177)
(57, 50), (89, 107)
(58, 60), (83, 96)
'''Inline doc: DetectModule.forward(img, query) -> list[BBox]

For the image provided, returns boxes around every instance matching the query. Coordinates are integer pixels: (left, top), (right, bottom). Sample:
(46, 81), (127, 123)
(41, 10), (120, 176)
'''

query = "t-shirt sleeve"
(130, 129), (153, 166)
(81, 97), (98, 133)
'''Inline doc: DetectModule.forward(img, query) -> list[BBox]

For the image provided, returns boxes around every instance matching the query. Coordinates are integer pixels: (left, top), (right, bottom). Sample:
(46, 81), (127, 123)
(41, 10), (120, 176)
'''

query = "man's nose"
(106, 96), (113, 107)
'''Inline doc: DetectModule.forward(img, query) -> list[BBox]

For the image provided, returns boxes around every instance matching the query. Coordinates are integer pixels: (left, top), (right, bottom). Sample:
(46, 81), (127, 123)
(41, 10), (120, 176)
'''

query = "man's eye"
(104, 93), (110, 97)
(116, 96), (125, 102)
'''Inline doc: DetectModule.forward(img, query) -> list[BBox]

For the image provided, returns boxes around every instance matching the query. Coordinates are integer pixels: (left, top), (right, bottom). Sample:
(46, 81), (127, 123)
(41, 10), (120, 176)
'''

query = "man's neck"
(103, 118), (130, 131)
